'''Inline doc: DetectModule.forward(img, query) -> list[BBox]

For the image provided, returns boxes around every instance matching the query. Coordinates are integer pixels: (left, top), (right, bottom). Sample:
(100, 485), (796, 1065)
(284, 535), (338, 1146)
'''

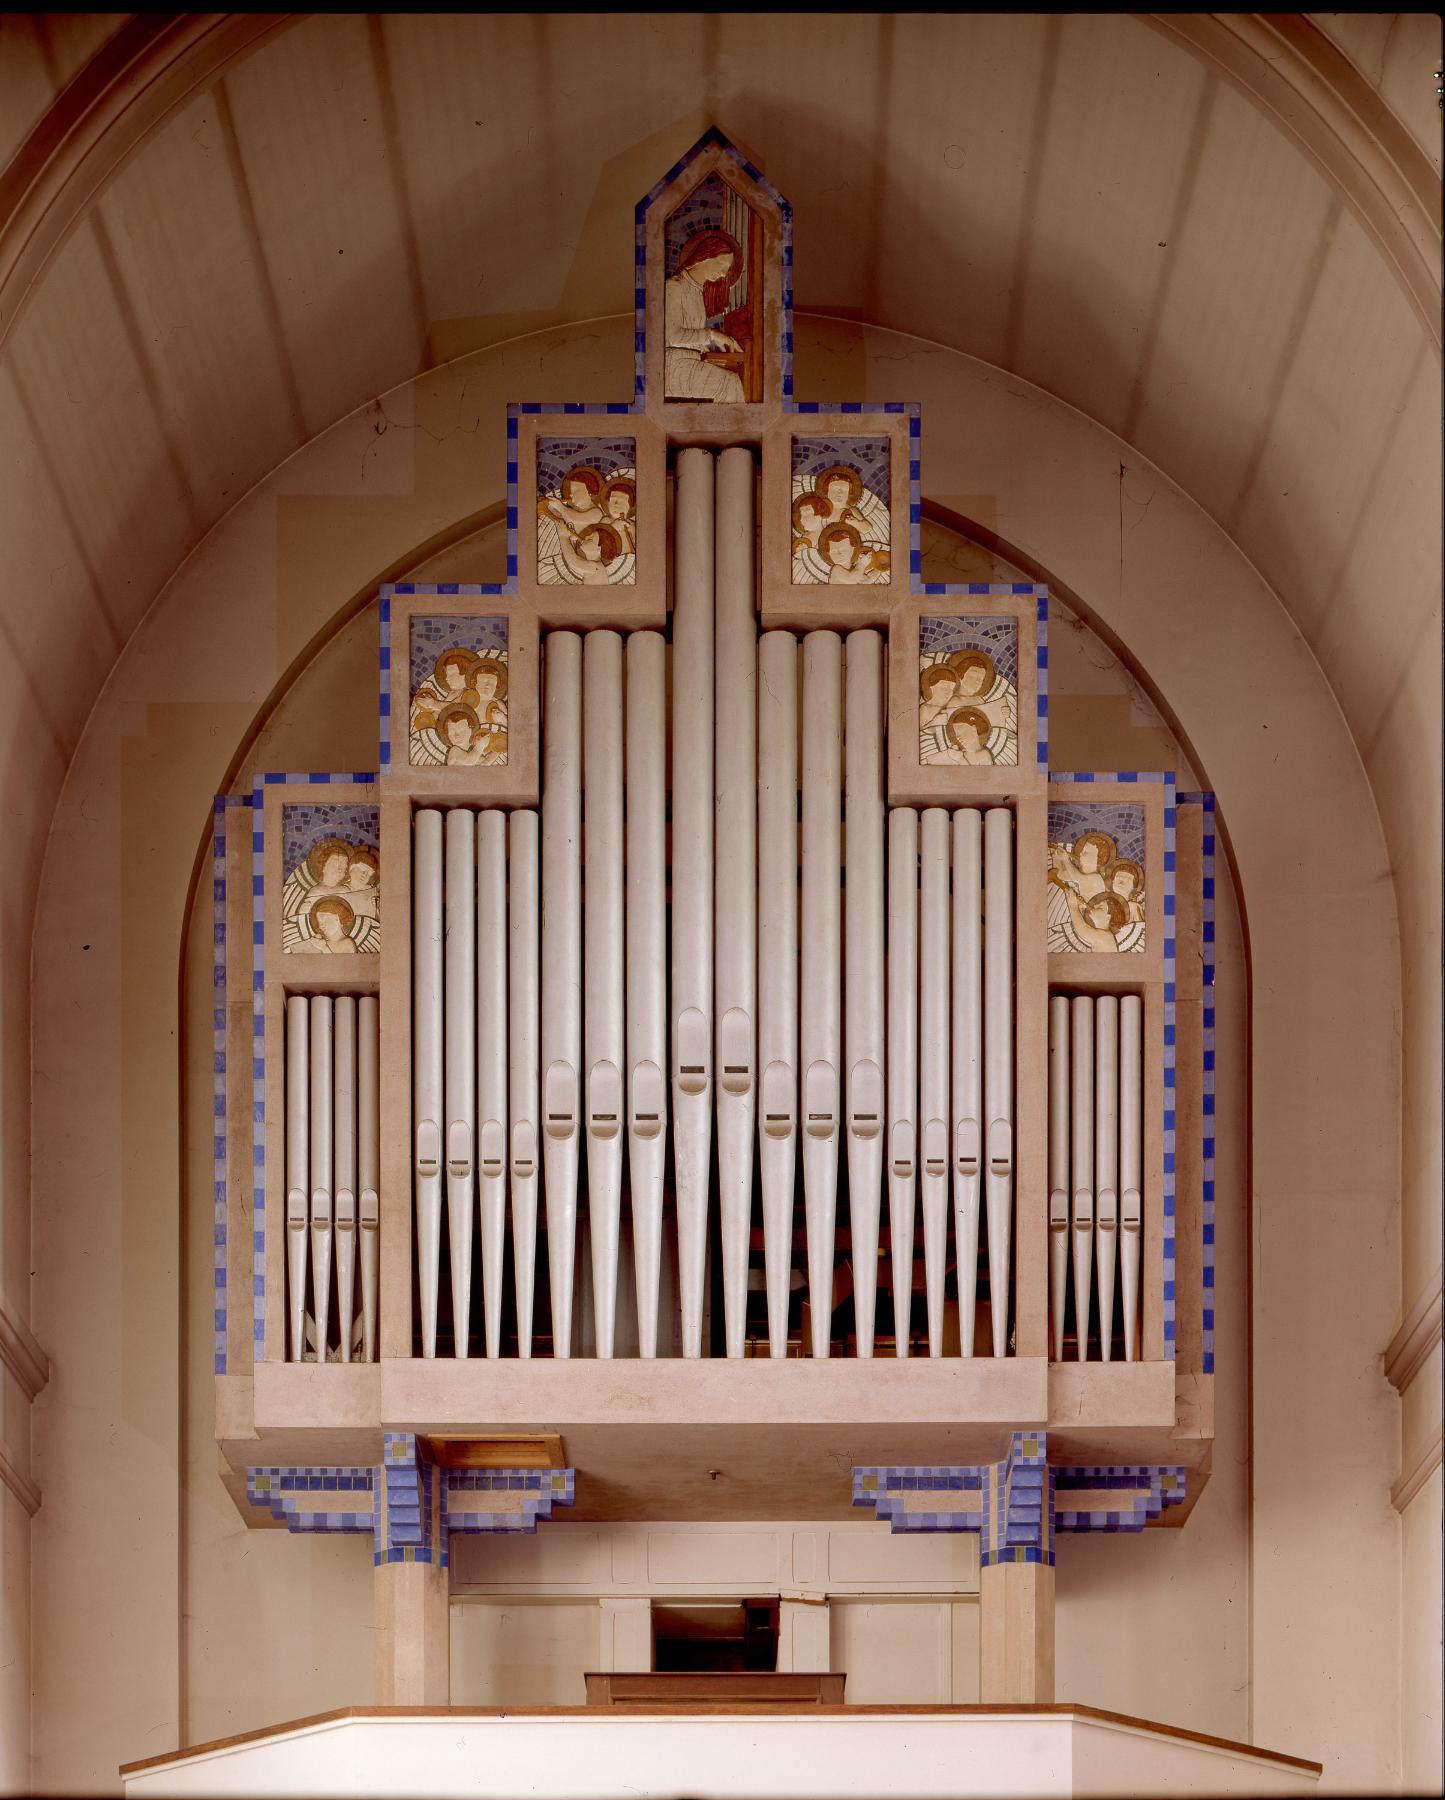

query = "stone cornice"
(1146, 13), (1442, 351)
(0, 1291), (49, 1401)
(0, 12), (294, 349)
(1384, 1266), (1443, 1396)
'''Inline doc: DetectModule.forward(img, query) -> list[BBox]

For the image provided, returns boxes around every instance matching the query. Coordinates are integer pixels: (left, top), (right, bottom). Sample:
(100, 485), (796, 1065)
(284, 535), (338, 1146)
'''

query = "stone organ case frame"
(211, 131), (1217, 1709)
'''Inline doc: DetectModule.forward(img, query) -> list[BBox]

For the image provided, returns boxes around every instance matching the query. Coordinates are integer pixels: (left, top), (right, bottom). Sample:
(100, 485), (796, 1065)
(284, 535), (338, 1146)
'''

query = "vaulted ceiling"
(0, 11), (1439, 805)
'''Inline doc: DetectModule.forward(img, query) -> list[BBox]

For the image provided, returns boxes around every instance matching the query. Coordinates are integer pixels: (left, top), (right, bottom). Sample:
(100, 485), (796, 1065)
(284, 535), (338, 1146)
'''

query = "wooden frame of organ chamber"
(213, 131), (1217, 1708)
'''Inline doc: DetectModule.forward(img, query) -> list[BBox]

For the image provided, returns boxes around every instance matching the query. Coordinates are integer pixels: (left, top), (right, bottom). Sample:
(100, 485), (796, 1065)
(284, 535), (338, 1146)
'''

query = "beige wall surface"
(18, 314), (1412, 1794)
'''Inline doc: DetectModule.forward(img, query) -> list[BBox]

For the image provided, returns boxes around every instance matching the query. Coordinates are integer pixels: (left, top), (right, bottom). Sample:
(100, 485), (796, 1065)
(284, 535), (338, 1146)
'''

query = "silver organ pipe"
(357, 994), (380, 1363)
(983, 808), (1014, 1357)
(1119, 993), (1143, 1361)
(333, 995), (357, 1364)
(886, 808), (919, 1356)
(1095, 996), (1120, 1361)
(625, 633), (668, 1358)
(509, 810), (541, 1357)
(412, 809), (444, 1358)
(583, 630), (625, 1358)
(844, 631), (885, 1359)
(757, 630), (799, 1358)
(1071, 995), (1096, 1358)
(308, 996), (334, 1361)
(951, 809), (982, 1358)
(1048, 994), (1070, 1362)
(714, 447), (757, 1359)
(542, 633), (583, 1357)
(918, 808), (950, 1358)
(476, 811), (509, 1358)
(672, 448), (715, 1358)
(444, 808), (477, 1355)
(285, 994), (309, 1362)
(801, 631), (843, 1358)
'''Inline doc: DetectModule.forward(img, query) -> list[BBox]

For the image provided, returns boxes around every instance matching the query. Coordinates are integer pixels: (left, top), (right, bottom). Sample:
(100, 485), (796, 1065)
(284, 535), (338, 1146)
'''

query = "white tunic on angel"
(664, 274), (745, 402)
(1045, 880), (1145, 954)
(919, 670), (1018, 765)
(536, 510), (637, 586)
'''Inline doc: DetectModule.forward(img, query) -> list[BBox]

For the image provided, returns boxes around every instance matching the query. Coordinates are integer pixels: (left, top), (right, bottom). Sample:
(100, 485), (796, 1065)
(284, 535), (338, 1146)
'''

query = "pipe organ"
(216, 136), (1218, 1682)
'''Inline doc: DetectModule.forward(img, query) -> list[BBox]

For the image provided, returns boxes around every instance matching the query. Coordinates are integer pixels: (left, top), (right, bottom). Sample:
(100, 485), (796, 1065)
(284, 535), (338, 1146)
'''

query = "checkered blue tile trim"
(250, 772), (377, 1360)
(212, 795), (253, 1375)
(446, 1468), (577, 1535)
(377, 594), (391, 771)
(1178, 791), (1217, 1374)
(1053, 1465), (1187, 1532)
(382, 1432), (441, 1566)
(1049, 771), (1177, 1357)
(633, 128), (794, 405)
(853, 1443), (1185, 1552)
(247, 1465), (376, 1535)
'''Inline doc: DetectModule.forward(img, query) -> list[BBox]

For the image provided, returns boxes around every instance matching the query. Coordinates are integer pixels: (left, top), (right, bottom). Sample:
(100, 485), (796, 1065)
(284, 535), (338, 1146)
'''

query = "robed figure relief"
(280, 805), (381, 955)
(663, 173), (762, 403)
(536, 439), (638, 586)
(918, 617), (1019, 768)
(1046, 805), (1147, 953)
(407, 616), (509, 770)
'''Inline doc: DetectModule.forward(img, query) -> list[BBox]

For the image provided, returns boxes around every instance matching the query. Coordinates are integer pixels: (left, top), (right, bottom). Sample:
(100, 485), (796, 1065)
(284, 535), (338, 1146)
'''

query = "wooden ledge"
(121, 1702), (1322, 1779)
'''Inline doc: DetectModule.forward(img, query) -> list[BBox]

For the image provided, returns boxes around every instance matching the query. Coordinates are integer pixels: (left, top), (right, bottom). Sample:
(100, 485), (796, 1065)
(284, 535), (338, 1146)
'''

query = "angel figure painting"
(536, 439), (637, 586)
(280, 804), (381, 956)
(1046, 804), (1147, 953)
(408, 614), (509, 768)
(663, 173), (762, 403)
(918, 616), (1019, 768)
(791, 438), (891, 585)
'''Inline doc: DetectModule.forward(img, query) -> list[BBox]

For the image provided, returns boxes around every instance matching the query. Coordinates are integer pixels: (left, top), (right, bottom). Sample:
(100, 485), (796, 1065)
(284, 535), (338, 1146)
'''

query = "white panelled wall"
(449, 1522), (980, 1705)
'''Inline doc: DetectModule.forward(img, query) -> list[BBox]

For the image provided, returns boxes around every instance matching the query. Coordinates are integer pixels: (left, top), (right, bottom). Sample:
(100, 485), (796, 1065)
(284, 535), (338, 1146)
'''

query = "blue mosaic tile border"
(250, 771), (378, 1361)
(633, 127), (794, 404)
(1179, 791), (1217, 1374)
(447, 1468), (578, 1535)
(1050, 772), (1177, 1357)
(247, 1445), (577, 1565)
(1053, 1465), (1187, 1532)
(854, 1439), (1186, 1552)
(212, 795), (254, 1376)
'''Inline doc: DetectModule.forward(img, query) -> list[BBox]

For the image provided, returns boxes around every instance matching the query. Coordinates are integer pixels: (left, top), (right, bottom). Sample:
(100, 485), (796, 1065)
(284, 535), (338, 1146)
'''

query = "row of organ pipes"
(285, 995), (381, 1361)
(284, 445), (1136, 1362)
(1048, 994), (1144, 1360)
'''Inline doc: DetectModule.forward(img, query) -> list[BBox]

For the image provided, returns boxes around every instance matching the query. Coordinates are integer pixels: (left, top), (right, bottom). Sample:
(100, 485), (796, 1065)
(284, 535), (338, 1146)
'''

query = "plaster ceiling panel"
(989, 14), (1211, 441)
(377, 12), (707, 333)
(0, 367), (121, 759)
(6, 223), (197, 650)
(0, 16), (62, 173)
(94, 90), (308, 526)
(220, 12), (424, 438)
(1233, 208), (1427, 644)
(1118, 80), (1340, 530)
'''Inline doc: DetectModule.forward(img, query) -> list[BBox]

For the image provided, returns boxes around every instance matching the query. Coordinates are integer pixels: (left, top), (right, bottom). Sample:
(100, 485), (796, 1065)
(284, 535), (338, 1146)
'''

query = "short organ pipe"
(983, 808), (1014, 1358)
(285, 995), (309, 1362)
(477, 811), (508, 1358)
(1095, 996), (1120, 1361)
(445, 808), (476, 1355)
(918, 808), (950, 1358)
(413, 809), (444, 1358)
(1120, 994), (1143, 1361)
(951, 809), (982, 1358)
(887, 809), (919, 1357)
(509, 810), (540, 1357)
(1071, 996), (1096, 1359)
(358, 995), (380, 1362)
(333, 995), (357, 1363)
(757, 631), (799, 1358)
(626, 634), (667, 1358)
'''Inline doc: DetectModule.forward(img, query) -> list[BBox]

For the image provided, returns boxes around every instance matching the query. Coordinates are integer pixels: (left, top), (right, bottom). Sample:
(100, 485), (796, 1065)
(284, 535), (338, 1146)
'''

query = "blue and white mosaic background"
(1046, 802), (1145, 867)
(408, 615), (508, 696)
(536, 438), (636, 497)
(792, 434), (890, 506)
(921, 614), (1019, 685)
(282, 803), (380, 880)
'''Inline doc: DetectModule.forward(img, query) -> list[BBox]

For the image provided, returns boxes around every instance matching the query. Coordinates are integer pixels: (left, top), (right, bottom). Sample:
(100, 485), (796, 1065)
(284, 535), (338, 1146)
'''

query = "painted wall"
(25, 316), (1407, 1794)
